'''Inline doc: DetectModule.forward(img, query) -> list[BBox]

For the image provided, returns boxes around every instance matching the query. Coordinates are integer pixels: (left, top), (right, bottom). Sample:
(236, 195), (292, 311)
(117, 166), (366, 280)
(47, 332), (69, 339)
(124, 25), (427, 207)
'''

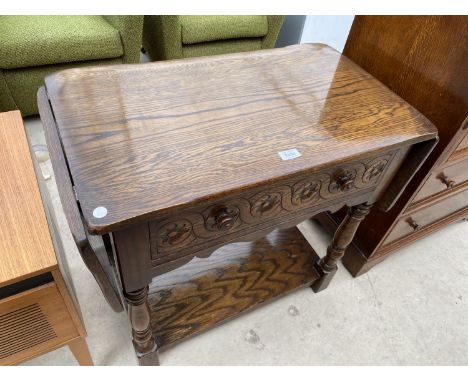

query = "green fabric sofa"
(142, 16), (284, 61)
(0, 16), (143, 116)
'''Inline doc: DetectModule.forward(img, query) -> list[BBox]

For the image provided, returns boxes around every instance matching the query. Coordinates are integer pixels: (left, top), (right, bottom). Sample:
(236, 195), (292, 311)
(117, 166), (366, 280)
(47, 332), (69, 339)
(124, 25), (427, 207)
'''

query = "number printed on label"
(278, 148), (301, 161)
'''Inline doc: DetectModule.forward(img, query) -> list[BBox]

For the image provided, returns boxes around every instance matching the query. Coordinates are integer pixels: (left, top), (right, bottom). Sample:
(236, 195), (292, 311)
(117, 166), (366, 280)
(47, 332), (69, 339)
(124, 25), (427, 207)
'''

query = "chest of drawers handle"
(438, 173), (456, 189)
(406, 217), (420, 231)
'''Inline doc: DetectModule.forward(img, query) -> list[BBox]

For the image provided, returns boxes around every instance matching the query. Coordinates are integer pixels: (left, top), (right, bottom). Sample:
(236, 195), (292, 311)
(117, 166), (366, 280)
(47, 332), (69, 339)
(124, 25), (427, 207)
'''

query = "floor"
(22, 116), (468, 366)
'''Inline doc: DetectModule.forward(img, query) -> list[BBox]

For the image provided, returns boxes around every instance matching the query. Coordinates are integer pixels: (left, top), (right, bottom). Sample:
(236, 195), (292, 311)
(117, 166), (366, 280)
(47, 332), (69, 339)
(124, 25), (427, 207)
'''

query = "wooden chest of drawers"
(411, 159), (467, 203)
(316, 16), (468, 276)
(384, 189), (468, 247)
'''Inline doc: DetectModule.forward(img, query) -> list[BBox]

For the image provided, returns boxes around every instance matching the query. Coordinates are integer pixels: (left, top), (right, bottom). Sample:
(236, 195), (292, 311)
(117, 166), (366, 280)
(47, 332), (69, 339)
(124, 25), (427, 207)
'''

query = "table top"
(0, 111), (57, 287)
(43, 44), (437, 234)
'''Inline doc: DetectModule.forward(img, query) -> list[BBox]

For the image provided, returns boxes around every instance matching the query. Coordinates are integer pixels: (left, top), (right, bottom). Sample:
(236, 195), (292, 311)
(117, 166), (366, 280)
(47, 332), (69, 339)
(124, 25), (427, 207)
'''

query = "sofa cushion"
(3, 57), (122, 116)
(180, 16), (268, 45)
(0, 16), (123, 69)
(182, 38), (263, 59)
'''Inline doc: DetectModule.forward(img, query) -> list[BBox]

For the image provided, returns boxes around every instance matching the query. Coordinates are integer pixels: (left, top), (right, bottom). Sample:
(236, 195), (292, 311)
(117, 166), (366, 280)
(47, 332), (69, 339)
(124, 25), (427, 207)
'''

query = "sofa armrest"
(143, 16), (183, 60)
(103, 16), (144, 63)
(262, 16), (285, 49)
(0, 70), (17, 113)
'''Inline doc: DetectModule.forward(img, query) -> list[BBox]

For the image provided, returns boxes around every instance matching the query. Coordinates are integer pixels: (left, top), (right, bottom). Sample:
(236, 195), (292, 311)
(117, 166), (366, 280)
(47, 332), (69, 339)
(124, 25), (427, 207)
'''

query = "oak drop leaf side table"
(38, 44), (438, 365)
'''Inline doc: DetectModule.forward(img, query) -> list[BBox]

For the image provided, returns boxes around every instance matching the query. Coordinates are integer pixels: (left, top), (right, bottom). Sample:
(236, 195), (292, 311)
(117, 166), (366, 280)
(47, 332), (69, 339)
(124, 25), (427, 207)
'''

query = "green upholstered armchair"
(142, 16), (284, 61)
(0, 16), (143, 116)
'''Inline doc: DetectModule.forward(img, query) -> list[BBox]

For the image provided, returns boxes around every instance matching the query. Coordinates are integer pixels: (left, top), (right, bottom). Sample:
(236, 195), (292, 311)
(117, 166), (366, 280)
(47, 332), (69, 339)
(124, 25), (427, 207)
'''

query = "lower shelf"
(147, 227), (320, 349)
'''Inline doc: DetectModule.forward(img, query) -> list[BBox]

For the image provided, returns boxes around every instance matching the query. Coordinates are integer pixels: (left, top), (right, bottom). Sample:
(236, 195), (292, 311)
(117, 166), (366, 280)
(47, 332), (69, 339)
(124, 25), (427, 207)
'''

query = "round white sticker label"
(93, 206), (108, 219)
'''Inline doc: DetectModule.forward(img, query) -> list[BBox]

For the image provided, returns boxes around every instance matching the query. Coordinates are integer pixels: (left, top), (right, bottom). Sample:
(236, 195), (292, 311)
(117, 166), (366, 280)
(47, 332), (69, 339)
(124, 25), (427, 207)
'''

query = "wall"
(275, 15), (307, 47)
(300, 15), (355, 52)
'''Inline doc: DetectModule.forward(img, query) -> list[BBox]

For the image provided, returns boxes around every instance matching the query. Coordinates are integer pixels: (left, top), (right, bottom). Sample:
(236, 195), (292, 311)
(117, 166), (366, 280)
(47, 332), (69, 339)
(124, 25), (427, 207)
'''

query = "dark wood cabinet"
(316, 16), (468, 276)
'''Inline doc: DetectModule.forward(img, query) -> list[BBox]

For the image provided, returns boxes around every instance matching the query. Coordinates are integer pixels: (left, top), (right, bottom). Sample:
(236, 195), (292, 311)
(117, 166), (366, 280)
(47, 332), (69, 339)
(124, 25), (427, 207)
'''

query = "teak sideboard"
(316, 16), (468, 276)
(0, 111), (93, 366)
(38, 44), (438, 365)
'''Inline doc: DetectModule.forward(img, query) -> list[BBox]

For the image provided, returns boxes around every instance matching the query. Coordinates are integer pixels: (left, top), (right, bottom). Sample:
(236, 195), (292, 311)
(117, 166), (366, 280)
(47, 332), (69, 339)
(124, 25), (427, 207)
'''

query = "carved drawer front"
(384, 189), (468, 246)
(411, 159), (468, 204)
(150, 153), (394, 263)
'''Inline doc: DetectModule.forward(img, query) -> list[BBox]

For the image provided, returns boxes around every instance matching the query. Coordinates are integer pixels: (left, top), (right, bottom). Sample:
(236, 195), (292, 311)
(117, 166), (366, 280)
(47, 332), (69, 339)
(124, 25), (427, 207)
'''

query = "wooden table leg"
(124, 286), (159, 366)
(312, 202), (372, 292)
(68, 337), (94, 366)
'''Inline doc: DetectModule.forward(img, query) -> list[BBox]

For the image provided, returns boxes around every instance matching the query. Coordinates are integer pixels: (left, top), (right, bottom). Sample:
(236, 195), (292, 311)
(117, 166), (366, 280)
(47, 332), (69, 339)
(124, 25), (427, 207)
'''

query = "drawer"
(150, 153), (394, 264)
(0, 282), (78, 365)
(384, 189), (468, 245)
(456, 132), (468, 152)
(448, 130), (468, 162)
(412, 159), (468, 204)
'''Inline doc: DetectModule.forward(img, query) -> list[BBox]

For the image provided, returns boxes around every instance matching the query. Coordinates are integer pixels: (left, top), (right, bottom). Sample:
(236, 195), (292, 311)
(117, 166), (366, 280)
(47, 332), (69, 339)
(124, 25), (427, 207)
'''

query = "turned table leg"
(124, 286), (159, 366)
(312, 202), (372, 292)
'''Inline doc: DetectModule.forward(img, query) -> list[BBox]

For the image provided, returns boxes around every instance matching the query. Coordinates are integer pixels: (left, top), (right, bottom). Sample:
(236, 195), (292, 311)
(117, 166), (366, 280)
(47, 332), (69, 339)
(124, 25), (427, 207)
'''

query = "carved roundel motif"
(250, 193), (282, 217)
(329, 169), (357, 193)
(158, 219), (193, 248)
(363, 159), (388, 183)
(292, 180), (320, 205)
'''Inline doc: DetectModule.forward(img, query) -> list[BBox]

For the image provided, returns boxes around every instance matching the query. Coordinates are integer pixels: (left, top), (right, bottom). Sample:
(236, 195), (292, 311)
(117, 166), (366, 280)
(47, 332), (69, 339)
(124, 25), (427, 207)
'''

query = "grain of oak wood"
(0, 111), (57, 286)
(43, 44), (438, 234)
(148, 227), (320, 349)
